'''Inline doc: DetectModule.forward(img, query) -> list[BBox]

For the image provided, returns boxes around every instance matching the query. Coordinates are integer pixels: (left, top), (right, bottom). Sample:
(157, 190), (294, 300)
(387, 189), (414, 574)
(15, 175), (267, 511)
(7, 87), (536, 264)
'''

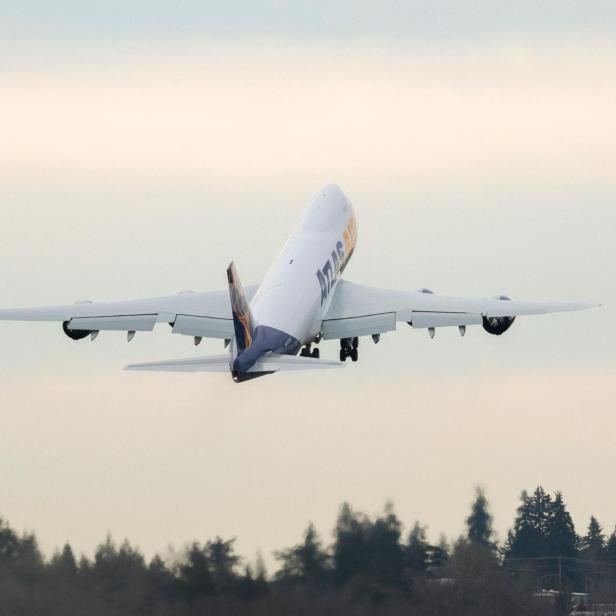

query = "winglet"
(227, 261), (255, 353)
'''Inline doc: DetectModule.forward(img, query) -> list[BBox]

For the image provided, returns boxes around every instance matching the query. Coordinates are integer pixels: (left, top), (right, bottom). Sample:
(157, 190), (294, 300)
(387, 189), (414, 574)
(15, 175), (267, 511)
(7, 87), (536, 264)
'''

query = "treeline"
(0, 487), (614, 615)
(506, 487), (616, 562)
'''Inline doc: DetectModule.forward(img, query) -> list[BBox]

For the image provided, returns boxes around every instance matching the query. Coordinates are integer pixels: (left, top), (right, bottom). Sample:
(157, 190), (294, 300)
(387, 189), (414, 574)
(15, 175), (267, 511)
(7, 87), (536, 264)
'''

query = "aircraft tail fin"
(226, 261), (255, 353)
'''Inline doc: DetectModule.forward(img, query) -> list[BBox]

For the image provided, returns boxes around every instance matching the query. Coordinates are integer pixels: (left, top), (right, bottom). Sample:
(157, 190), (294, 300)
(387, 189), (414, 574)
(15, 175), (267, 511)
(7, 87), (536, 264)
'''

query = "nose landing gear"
(339, 337), (359, 362)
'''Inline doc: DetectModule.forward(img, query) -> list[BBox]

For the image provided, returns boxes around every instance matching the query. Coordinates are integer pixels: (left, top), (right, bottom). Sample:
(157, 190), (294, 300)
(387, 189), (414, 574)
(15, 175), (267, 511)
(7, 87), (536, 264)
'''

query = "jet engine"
(62, 320), (92, 341)
(482, 296), (515, 336)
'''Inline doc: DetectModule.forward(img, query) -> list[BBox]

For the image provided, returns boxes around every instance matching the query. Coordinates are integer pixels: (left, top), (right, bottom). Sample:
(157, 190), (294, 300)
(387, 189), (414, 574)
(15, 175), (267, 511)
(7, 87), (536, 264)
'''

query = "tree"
(333, 502), (369, 586)
(427, 535), (450, 572)
(332, 502), (405, 590)
(275, 523), (329, 588)
(0, 517), (20, 563)
(147, 554), (175, 599)
(580, 516), (605, 561)
(545, 492), (578, 558)
(206, 537), (240, 591)
(505, 487), (552, 558)
(178, 542), (215, 600)
(237, 556), (269, 600)
(466, 487), (495, 549)
(50, 543), (78, 578)
(364, 503), (404, 588)
(605, 528), (616, 563)
(405, 522), (430, 575)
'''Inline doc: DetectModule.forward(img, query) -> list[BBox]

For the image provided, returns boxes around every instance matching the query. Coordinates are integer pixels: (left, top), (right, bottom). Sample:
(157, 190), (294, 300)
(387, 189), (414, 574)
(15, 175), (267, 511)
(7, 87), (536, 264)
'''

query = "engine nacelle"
(482, 296), (515, 336)
(62, 320), (91, 341)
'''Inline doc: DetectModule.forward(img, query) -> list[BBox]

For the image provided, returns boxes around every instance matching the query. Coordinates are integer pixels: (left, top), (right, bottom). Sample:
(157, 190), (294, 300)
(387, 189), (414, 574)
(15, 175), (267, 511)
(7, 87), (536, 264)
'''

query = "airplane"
(0, 185), (598, 382)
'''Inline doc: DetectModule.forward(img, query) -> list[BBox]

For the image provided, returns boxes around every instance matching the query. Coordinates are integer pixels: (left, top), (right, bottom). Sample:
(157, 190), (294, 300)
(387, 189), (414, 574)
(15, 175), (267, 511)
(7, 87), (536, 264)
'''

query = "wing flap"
(323, 280), (597, 336)
(68, 314), (157, 332)
(0, 286), (258, 339)
(409, 312), (482, 329)
(171, 315), (234, 338)
(322, 313), (396, 340)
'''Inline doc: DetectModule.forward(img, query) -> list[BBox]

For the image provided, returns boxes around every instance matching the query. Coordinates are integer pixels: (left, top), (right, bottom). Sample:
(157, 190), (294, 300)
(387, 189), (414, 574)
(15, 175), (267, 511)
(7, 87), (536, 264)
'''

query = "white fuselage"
(250, 184), (357, 346)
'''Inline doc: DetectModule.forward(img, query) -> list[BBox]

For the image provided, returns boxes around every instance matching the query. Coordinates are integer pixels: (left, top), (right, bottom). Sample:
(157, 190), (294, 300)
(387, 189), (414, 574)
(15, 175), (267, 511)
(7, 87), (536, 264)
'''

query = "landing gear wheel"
(311, 348), (320, 359)
(350, 348), (358, 362)
(300, 344), (312, 357)
(339, 338), (352, 362)
(352, 337), (359, 349)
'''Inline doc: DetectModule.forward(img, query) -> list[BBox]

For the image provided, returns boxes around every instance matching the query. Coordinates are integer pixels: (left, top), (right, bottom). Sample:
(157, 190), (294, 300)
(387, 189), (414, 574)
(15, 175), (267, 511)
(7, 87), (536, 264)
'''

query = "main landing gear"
(300, 343), (320, 359)
(339, 337), (359, 362)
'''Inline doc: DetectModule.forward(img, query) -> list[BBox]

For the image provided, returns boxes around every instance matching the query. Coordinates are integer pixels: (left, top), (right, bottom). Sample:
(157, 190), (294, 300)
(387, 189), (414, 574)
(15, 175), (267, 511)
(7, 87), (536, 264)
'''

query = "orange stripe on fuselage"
(342, 214), (357, 262)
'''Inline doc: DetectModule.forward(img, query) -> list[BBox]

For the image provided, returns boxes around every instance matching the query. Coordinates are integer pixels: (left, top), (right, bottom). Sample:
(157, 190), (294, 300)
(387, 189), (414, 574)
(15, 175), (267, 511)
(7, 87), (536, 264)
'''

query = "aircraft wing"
(0, 286), (258, 339)
(321, 280), (598, 339)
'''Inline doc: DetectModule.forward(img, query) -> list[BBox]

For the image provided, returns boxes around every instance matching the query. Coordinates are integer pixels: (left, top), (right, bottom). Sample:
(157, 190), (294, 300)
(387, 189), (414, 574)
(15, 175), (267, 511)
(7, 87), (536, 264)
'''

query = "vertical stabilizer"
(226, 262), (255, 353)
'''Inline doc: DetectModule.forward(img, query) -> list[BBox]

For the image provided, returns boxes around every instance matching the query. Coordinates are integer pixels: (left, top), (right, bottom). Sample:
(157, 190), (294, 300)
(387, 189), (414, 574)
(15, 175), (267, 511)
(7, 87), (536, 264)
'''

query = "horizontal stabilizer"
(125, 354), (230, 372)
(125, 353), (346, 373)
(250, 353), (345, 372)
(125, 352), (344, 373)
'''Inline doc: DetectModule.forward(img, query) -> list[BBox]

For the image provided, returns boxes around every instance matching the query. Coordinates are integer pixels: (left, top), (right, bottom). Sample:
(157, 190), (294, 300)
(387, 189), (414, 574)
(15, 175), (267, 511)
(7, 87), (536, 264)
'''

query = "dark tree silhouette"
(364, 503), (404, 588)
(466, 486), (495, 549)
(206, 536), (240, 592)
(0, 490), (605, 615)
(605, 527), (616, 563)
(178, 542), (216, 600)
(405, 522), (430, 574)
(275, 523), (329, 588)
(50, 543), (77, 577)
(545, 492), (577, 558)
(580, 516), (605, 561)
(332, 502), (369, 586)
(505, 488), (551, 558)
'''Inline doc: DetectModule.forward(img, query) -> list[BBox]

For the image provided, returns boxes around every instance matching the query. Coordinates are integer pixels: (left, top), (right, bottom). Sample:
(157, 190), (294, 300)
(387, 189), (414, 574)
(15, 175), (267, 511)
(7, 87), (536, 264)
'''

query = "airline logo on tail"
(227, 262), (254, 352)
(316, 215), (357, 305)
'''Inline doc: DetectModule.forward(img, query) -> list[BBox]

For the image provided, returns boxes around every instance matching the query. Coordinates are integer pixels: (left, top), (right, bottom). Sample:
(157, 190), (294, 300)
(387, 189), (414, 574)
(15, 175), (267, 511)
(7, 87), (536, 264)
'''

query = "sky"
(0, 1), (614, 568)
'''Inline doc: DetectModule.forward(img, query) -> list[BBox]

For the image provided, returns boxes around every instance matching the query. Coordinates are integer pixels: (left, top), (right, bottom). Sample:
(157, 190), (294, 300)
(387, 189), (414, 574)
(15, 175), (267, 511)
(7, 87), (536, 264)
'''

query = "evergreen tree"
(275, 523), (329, 588)
(0, 517), (19, 563)
(427, 534), (450, 572)
(178, 542), (215, 599)
(206, 537), (240, 591)
(50, 543), (78, 578)
(505, 487), (551, 558)
(545, 492), (577, 558)
(405, 522), (430, 575)
(466, 487), (495, 549)
(580, 516), (605, 560)
(364, 503), (404, 588)
(147, 554), (175, 599)
(332, 502), (369, 586)
(12, 530), (44, 581)
(605, 528), (616, 563)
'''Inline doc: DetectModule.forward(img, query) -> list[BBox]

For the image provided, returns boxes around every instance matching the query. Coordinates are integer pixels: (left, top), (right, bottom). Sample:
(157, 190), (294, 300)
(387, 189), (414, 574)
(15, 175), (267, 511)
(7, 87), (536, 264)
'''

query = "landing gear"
(300, 344), (320, 359)
(339, 337), (359, 362)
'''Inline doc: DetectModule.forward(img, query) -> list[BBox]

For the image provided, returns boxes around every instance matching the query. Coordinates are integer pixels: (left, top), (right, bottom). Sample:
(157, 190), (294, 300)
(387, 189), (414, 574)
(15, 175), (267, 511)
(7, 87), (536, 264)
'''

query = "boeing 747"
(0, 185), (597, 382)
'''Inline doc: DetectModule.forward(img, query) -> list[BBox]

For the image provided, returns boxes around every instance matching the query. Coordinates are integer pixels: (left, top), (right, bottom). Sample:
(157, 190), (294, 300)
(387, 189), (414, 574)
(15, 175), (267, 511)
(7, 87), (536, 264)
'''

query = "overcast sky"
(0, 2), (614, 567)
